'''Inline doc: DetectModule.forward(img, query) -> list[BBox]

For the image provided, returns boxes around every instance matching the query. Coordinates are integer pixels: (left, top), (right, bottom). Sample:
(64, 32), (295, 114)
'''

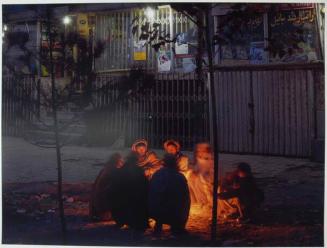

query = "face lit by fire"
(135, 144), (147, 157)
(166, 144), (178, 156)
(237, 170), (247, 178)
(195, 151), (214, 176)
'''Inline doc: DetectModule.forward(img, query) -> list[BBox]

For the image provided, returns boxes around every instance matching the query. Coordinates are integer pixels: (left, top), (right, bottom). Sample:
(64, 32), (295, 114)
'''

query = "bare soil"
(3, 164), (324, 247)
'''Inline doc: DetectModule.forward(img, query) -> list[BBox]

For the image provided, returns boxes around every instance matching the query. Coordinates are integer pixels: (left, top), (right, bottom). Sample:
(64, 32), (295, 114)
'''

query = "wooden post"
(46, 7), (67, 242)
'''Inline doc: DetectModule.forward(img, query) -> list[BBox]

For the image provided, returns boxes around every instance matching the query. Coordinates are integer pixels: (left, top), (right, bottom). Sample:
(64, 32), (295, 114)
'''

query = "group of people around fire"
(89, 139), (264, 234)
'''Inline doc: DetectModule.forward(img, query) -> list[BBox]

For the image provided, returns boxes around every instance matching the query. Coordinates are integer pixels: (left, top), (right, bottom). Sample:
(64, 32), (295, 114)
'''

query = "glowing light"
(145, 7), (155, 20)
(63, 16), (71, 25)
(3, 25), (7, 31)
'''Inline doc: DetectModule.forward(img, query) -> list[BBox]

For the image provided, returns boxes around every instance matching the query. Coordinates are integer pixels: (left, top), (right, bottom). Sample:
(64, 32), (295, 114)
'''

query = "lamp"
(63, 16), (71, 25)
(145, 7), (155, 20)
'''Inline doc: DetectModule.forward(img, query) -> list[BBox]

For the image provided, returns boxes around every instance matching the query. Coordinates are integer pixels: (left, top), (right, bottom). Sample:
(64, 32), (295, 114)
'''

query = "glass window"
(268, 6), (319, 63)
(215, 4), (320, 65)
(217, 13), (265, 65)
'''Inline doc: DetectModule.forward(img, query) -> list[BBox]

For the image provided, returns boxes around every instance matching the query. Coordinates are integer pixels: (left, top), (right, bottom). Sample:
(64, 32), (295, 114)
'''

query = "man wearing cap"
(131, 139), (162, 179)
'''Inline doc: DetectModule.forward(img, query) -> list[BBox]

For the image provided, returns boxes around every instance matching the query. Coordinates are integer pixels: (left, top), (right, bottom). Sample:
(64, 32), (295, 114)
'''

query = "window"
(215, 3), (320, 65)
(268, 6), (318, 63)
(216, 12), (265, 65)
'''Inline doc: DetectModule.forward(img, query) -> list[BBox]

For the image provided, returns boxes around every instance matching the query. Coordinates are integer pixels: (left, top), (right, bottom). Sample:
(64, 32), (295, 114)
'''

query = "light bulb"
(145, 7), (155, 20)
(63, 16), (71, 25)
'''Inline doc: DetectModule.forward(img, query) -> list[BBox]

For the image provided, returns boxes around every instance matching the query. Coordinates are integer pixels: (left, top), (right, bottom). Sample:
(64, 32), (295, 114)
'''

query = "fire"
(185, 142), (215, 218)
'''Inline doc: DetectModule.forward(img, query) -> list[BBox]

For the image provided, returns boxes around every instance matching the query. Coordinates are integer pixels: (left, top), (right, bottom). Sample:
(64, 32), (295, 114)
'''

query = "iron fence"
(2, 75), (40, 136)
(2, 62), (324, 158)
(89, 70), (209, 150)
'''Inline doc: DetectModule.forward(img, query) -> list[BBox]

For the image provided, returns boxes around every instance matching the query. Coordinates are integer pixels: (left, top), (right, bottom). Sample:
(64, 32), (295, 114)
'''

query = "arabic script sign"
(270, 9), (315, 27)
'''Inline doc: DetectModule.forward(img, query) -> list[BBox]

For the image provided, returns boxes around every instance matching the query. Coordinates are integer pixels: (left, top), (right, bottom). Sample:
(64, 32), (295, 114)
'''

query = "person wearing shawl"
(163, 139), (190, 175)
(89, 153), (124, 221)
(131, 139), (162, 179)
(186, 142), (214, 207)
(110, 152), (149, 231)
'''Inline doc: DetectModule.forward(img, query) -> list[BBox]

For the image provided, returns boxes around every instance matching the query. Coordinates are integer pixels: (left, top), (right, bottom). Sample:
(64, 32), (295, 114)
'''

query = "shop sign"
(175, 33), (189, 55)
(270, 9), (315, 27)
(157, 48), (171, 72)
(133, 40), (147, 61)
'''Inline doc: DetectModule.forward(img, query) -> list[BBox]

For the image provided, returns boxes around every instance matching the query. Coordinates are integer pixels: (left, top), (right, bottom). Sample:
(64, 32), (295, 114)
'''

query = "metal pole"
(46, 7), (67, 242)
(204, 7), (220, 242)
(37, 78), (41, 120)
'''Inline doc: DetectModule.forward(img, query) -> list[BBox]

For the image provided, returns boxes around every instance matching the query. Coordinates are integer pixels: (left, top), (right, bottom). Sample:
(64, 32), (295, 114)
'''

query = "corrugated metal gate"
(88, 63), (324, 156)
(90, 71), (209, 149)
(3, 64), (323, 157)
(125, 72), (208, 149)
(86, 71), (129, 145)
(213, 63), (324, 157)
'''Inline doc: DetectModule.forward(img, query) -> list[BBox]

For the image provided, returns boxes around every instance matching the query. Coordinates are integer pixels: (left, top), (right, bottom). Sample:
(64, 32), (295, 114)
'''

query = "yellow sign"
(133, 40), (147, 61)
(77, 14), (89, 37)
(41, 64), (49, 77)
(134, 51), (146, 60)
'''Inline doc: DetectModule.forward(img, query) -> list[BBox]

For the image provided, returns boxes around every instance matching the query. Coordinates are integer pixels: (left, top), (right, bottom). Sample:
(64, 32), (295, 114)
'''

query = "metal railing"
(2, 75), (40, 136)
(3, 62), (323, 158)
(88, 70), (209, 149)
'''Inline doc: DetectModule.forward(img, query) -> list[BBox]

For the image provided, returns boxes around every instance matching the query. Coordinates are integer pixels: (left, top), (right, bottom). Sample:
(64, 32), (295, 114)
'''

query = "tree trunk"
(46, 7), (67, 243)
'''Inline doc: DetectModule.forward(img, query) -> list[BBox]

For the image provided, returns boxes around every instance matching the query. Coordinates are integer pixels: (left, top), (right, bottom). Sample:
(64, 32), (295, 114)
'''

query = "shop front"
(211, 3), (324, 159)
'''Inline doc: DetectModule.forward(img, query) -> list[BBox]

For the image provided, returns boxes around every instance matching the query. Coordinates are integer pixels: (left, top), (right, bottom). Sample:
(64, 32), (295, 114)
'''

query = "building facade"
(2, 3), (325, 159)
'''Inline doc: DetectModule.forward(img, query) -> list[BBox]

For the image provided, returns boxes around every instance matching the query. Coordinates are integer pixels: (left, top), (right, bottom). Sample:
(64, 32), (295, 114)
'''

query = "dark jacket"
(148, 167), (190, 228)
(89, 165), (120, 220)
(110, 163), (148, 230)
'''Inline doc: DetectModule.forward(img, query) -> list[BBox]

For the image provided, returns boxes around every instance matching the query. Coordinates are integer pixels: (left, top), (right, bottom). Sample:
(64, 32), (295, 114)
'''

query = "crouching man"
(148, 154), (190, 235)
(218, 163), (264, 222)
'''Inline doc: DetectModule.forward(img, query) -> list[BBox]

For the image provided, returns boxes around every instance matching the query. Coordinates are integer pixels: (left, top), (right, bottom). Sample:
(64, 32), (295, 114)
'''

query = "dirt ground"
(2, 137), (325, 246)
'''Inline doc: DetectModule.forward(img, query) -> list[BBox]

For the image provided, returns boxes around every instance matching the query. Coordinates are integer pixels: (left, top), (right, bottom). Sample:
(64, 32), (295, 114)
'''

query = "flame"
(186, 143), (215, 219)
